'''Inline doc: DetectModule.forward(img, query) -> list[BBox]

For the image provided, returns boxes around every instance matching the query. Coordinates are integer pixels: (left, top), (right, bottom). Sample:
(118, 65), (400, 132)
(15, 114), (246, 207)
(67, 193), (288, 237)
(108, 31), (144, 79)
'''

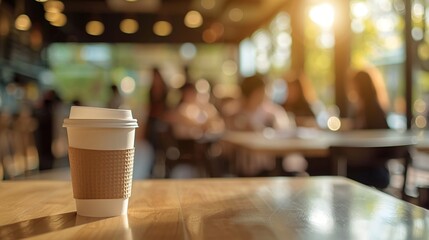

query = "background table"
(1, 177), (429, 239)
(222, 129), (419, 157)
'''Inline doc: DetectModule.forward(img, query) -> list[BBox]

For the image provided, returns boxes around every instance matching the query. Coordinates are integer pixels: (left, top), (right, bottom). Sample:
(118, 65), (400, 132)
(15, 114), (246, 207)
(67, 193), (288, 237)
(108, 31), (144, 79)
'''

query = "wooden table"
(1, 177), (429, 239)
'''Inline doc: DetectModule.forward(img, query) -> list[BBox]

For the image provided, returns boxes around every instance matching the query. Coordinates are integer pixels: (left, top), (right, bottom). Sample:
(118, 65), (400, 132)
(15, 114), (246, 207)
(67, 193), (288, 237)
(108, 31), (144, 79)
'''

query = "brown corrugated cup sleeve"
(68, 147), (134, 199)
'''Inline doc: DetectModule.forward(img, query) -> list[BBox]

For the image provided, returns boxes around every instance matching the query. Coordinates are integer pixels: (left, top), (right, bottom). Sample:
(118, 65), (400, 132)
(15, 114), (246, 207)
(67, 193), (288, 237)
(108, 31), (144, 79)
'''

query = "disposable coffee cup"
(63, 106), (138, 217)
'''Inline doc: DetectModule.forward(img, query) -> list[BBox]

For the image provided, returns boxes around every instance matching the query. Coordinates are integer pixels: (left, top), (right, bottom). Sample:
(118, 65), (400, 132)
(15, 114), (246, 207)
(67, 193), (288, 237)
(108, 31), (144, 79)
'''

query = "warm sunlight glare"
(309, 3), (335, 30)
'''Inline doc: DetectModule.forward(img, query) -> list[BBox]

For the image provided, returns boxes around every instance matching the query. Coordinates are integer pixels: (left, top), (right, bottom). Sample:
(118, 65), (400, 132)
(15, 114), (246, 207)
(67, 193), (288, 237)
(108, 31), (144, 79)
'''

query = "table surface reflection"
(1, 177), (429, 240)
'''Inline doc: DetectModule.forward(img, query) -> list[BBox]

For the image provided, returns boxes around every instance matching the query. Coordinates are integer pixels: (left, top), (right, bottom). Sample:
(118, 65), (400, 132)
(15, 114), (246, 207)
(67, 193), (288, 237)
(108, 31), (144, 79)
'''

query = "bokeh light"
(351, 2), (369, 19)
(276, 32), (292, 49)
(309, 3), (334, 30)
(412, 27), (424, 41)
(229, 8), (244, 22)
(415, 115), (427, 128)
(120, 19), (139, 34)
(15, 14), (31, 31)
(153, 21), (172, 36)
(195, 79), (210, 93)
(418, 43), (429, 61)
(169, 73), (186, 89)
(120, 76), (136, 94)
(44, 0), (64, 13)
(86, 20), (104, 36)
(327, 116), (341, 131)
(414, 99), (426, 113)
(180, 43), (197, 60)
(184, 10), (203, 28)
(222, 60), (238, 76)
(202, 29), (217, 43)
(50, 13), (67, 27)
(45, 12), (61, 22)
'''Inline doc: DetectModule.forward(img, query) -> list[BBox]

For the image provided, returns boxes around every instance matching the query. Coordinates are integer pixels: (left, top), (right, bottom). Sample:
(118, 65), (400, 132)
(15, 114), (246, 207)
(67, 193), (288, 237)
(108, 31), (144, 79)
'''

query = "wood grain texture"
(1, 177), (429, 239)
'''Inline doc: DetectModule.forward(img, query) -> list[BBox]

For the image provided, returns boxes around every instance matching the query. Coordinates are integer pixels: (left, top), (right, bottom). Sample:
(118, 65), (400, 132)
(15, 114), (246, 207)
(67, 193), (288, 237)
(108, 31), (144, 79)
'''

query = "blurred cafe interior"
(3, 0), (429, 205)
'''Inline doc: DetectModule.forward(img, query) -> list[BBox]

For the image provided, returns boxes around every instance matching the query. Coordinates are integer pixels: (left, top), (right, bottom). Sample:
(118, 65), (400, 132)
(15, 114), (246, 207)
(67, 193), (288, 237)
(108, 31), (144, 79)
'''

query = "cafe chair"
(329, 143), (414, 199)
(158, 124), (209, 178)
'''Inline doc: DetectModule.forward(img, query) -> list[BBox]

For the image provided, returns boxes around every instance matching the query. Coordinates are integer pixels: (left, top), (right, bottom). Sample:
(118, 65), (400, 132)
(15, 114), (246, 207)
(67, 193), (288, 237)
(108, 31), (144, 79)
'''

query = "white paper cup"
(63, 106), (138, 217)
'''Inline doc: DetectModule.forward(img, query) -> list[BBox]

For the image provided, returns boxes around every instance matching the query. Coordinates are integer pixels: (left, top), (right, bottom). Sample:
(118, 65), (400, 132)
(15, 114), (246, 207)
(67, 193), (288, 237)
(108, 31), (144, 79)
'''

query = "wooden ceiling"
(5, 0), (290, 44)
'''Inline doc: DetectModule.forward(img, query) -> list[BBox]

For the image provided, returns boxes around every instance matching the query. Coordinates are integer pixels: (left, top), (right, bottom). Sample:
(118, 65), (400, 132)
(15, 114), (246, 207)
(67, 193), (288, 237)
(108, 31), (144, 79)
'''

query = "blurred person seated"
(34, 90), (62, 170)
(227, 74), (307, 176)
(218, 96), (242, 130)
(229, 74), (292, 131)
(166, 83), (225, 140)
(348, 69), (389, 130)
(283, 71), (323, 128)
(163, 83), (225, 177)
(347, 68), (391, 189)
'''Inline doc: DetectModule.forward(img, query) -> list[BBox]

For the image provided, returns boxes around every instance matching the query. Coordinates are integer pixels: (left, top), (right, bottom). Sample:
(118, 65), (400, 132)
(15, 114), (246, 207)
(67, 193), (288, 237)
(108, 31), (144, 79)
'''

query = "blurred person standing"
(145, 67), (169, 144)
(34, 89), (62, 170)
(144, 67), (170, 177)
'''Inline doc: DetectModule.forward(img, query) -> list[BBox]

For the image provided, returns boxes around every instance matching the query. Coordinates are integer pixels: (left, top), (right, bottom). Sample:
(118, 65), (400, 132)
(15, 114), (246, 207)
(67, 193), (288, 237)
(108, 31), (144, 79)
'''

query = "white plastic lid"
(63, 106), (138, 128)
(69, 106), (134, 120)
(63, 119), (138, 128)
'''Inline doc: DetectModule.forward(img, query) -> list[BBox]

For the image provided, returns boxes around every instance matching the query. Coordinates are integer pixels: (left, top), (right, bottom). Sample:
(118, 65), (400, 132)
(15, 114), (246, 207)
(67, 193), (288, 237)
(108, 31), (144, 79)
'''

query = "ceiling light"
(15, 14), (31, 31)
(51, 13), (67, 27)
(86, 21), (104, 36)
(44, 0), (64, 13)
(184, 11), (203, 28)
(35, 0), (48, 2)
(45, 12), (61, 22)
(120, 19), (139, 34)
(153, 21), (172, 36)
